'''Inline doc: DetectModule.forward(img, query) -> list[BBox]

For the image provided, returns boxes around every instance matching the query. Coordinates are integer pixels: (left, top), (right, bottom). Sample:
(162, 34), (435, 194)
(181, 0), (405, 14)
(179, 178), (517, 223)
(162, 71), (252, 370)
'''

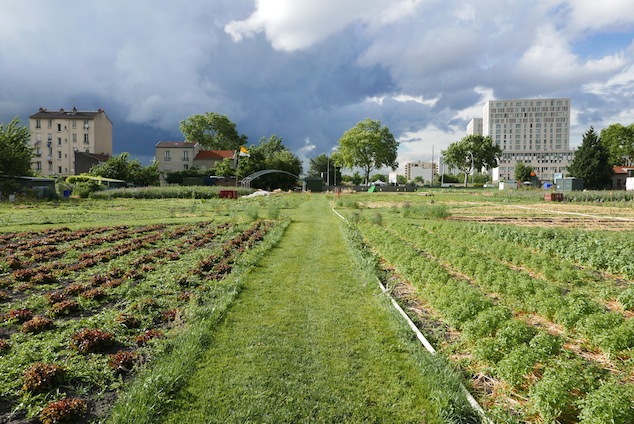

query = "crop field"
(333, 191), (634, 423)
(1, 190), (634, 423)
(0, 196), (291, 423)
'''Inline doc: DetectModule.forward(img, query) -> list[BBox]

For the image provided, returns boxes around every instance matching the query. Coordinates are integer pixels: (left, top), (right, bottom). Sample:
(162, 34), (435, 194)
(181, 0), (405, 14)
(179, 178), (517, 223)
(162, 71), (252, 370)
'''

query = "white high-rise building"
(475, 97), (575, 182)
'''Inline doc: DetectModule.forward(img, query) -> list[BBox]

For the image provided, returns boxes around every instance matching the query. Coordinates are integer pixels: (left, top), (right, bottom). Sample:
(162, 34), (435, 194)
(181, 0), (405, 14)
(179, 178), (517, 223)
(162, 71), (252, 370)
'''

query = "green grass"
(111, 195), (477, 423)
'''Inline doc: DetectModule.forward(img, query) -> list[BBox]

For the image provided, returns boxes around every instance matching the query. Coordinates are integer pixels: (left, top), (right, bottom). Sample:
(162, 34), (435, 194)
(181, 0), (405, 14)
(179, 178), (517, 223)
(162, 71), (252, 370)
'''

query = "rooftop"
(29, 107), (106, 120)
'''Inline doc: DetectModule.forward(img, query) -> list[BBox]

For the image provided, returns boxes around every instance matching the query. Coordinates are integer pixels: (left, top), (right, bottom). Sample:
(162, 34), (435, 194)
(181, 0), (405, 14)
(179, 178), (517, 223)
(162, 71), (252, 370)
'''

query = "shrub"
(39, 398), (87, 424)
(579, 383), (634, 424)
(70, 329), (115, 354)
(22, 363), (66, 393)
(22, 316), (54, 333)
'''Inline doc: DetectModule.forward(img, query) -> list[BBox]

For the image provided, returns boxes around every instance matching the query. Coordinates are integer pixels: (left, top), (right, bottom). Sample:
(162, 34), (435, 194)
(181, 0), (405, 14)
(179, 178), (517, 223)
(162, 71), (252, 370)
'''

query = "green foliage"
(567, 127), (613, 189)
(402, 204), (451, 219)
(238, 135), (302, 191)
(529, 359), (597, 423)
(89, 185), (254, 199)
(336, 118), (398, 184)
(73, 180), (104, 198)
(0, 117), (33, 176)
(307, 153), (342, 184)
(514, 162), (535, 182)
(179, 112), (247, 150)
(164, 168), (210, 185)
(618, 287), (634, 310)
(441, 135), (501, 187)
(579, 382), (634, 424)
(214, 157), (235, 177)
(600, 123), (634, 166)
(462, 306), (511, 340)
(89, 153), (159, 186)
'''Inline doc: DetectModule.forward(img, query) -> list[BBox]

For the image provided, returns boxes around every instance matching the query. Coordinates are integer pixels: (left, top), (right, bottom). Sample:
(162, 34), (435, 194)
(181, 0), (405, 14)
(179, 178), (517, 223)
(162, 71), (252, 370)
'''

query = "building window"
(36, 162), (42, 171)
(47, 120), (52, 128)
(183, 151), (189, 161)
(183, 164), (189, 170)
(58, 166), (62, 174)
(36, 119), (41, 129)
(84, 134), (89, 144)
(72, 120), (77, 129)
(72, 134), (77, 143)
(48, 133), (53, 142)
(57, 137), (62, 146)
(57, 123), (62, 131)
(58, 151), (62, 159)
(36, 133), (41, 142)
(83, 120), (89, 130)
(165, 151), (171, 161)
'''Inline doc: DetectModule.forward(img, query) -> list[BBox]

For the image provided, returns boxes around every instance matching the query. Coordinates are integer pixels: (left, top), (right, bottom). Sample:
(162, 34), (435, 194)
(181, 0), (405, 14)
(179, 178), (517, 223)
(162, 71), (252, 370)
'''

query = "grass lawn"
(150, 195), (463, 423)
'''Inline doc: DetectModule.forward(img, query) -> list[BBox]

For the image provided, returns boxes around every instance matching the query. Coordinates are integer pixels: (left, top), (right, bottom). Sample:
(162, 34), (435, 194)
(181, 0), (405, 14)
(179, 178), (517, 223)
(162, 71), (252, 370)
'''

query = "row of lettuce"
(349, 210), (634, 423)
(0, 218), (279, 423)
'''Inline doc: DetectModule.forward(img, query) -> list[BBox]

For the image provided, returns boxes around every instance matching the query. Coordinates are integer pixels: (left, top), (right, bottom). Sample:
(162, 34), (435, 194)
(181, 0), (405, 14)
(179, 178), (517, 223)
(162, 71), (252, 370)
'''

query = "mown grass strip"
(143, 195), (477, 424)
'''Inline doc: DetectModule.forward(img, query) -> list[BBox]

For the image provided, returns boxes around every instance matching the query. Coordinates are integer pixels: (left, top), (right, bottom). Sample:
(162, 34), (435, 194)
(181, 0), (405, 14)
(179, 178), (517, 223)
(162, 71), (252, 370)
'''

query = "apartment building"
(474, 98), (574, 182)
(404, 161), (437, 183)
(29, 108), (112, 176)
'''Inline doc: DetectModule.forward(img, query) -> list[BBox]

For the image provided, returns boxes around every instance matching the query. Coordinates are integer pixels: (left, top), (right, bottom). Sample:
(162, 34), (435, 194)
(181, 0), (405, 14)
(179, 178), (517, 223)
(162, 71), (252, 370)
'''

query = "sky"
(1, 0), (633, 174)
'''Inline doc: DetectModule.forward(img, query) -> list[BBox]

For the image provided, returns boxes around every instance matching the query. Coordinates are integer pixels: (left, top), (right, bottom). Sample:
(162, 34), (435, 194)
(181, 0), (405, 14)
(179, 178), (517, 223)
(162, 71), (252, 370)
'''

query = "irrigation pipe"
(331, 206), (492, 424)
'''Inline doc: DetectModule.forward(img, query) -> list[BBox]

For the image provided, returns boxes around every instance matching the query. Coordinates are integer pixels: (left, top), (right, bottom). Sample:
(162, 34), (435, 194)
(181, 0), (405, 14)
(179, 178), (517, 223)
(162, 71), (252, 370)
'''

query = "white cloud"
(225, 0), (425, 51)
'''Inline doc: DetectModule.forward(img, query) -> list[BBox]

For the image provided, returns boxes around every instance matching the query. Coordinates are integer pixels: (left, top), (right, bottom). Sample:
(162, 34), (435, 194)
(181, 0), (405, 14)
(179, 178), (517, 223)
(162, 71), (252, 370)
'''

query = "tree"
(600, 123), (634, 166)
(515, 162), (535, 183)
(307, 153), (342, 185)
(237, 135), (302, 191)
(179, 112), (247, 150)
(336, 118), (398, 184)
(213, 157), (235, 177)
(89, 153), (160, 186)
(0, 117), (33, 176)
(441, 135), (501, 187)
(567, 127), (613, 190)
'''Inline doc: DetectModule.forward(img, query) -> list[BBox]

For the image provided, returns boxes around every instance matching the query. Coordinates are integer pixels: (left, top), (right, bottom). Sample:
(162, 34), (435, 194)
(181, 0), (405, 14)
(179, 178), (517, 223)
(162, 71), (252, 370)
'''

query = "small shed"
(0, 176), (56, 197)
(555, 177), (583, 192)
(304, 177), (324, 192)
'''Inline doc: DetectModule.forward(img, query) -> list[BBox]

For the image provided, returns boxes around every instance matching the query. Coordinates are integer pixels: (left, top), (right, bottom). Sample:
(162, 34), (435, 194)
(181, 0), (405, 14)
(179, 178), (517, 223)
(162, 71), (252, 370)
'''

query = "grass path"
(160, 195), (447, 423)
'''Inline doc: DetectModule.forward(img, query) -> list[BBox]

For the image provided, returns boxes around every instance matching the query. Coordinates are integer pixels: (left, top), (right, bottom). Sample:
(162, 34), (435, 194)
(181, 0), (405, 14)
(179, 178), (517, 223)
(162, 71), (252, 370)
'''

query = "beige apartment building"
(469, 97), (574, 182)
(29, 108), (112, 176)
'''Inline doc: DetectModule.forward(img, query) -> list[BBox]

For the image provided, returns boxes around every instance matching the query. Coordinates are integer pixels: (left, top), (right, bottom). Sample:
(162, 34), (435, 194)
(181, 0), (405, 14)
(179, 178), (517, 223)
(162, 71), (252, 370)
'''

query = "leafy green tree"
(370, 173), (387, 182)
(89, 153), (160, 186)
(567, 127), (613, 190)
(307, 153), (342, 185)
(213, 157), (236, 177)
(397, 175), (407, 185)
(0, 117), (33, 176)
(441, 135), (501, 187)
(515, 162), (535, 182)
(179, 112), (247, 150)
(237, 135), (302, 191)
(336, 118), (398, 184)
(600, 123), (634, 166)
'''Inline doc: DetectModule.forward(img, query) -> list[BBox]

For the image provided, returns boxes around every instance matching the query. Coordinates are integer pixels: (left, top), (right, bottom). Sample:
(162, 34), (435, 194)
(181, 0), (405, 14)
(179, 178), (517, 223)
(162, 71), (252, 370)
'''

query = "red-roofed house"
(612, 166), (634, 190)
(155, 141), (236, 173)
